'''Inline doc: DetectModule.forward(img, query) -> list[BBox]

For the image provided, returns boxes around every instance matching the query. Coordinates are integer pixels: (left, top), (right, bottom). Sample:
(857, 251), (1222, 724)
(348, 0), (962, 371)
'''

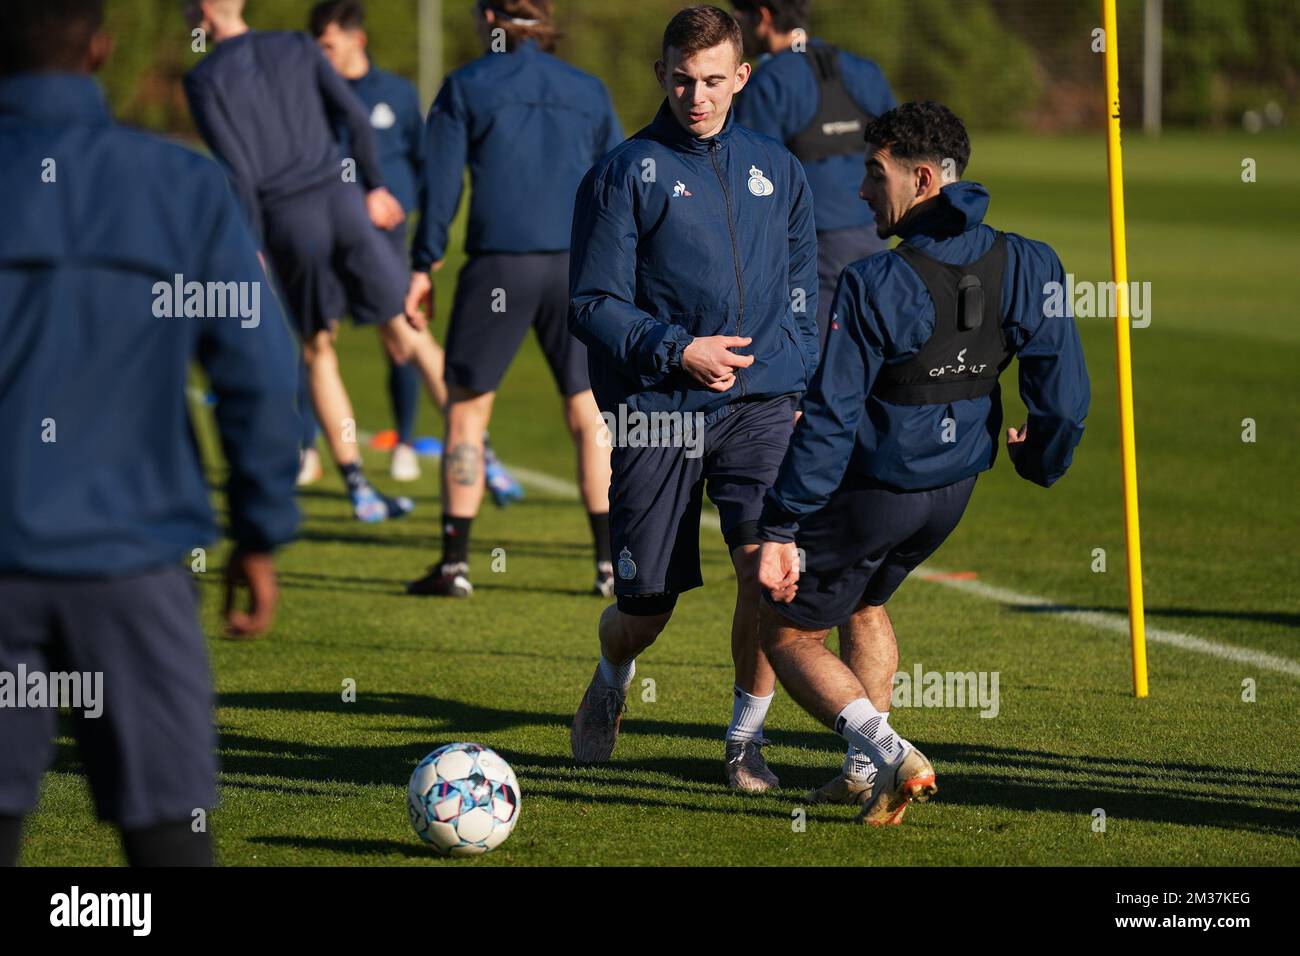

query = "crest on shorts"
(617, 547), (637, 580)
(747, 165), (774, 197)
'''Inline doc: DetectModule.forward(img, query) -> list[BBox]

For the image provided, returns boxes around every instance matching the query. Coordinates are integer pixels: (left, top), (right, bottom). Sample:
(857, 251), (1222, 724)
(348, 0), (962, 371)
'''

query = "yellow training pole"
(1102, 0), (1149, 697)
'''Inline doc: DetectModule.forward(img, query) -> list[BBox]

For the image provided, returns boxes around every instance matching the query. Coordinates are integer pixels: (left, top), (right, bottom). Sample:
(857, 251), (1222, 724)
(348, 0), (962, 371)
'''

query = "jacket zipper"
(709, 138), (746, 396)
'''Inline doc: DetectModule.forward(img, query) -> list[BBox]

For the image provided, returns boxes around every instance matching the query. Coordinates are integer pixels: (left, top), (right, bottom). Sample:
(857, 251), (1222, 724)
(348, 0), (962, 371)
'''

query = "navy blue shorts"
(445, 252), (588, 396)
(262, 180), (408, 339)
(0, 565), (217, 829)
(766, 474), (978, 630)
(610, 395), (798, 605)
(817, 225), (887, 346)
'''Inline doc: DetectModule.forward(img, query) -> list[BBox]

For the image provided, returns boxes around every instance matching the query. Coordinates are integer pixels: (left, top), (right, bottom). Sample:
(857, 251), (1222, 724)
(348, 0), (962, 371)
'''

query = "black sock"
(588, 512), (612, 567)
(339, 461), (369, 492)
(441, 514), (472, 568)
(0, 815), (22, 867)
(121, 819), (214, 867)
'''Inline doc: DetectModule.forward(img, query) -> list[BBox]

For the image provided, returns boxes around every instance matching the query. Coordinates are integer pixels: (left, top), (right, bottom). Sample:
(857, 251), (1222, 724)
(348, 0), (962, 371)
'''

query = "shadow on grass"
(48, 692), (1300, 842)
(203, 692), (1300, 837)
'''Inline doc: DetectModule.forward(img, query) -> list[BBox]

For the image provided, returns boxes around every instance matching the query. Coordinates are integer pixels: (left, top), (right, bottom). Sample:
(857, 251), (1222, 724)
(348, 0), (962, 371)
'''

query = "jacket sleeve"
(193, 167), (300, 553)
(758, 267), (883, 542)
(569, 162), (694, 386)
(184, 74), (265, 246)
(312, 39), (385, 191)
(1007, 238), (1090, 487)
(412, 74), (467, 271)
(405, 82), (427, 215)
(787, 155), (821, 378)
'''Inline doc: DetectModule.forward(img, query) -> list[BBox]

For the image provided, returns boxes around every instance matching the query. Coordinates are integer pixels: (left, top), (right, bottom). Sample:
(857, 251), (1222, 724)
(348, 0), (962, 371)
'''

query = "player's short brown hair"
(661, 5), (743, 64)
(309, 0), (365, 37)
(0, 0), (103, 76)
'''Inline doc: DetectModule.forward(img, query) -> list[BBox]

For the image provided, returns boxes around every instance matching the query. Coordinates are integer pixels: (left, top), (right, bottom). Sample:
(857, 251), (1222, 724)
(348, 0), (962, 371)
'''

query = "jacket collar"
(896, 181), (991, 247)
(0, 73), (111, 124)
(649, 98), (736, 154)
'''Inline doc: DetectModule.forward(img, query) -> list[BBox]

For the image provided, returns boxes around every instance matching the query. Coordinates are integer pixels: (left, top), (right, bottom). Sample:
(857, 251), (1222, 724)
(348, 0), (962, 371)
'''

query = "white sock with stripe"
(835, 698), (909, 769)
(726, 686), (773, 742)
(597, 655), (635, 691)
(843, 743), (878, 781)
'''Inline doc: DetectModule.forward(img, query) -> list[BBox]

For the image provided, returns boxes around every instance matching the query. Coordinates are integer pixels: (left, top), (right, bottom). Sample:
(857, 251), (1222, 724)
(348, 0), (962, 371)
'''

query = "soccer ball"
(407, 743), (521, 856)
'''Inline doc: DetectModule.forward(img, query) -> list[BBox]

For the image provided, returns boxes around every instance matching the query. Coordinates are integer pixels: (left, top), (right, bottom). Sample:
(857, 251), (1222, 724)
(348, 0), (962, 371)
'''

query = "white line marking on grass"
(915, 570), (1300, 681)
(192, 390), (1295, 681)
(498, 455), (1300, 680)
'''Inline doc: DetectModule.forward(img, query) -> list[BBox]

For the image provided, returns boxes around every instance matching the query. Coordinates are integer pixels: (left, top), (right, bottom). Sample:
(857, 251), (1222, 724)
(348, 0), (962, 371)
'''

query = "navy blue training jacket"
(184, 30), (386, 245)
(733, 39), (896, 234)
(0, 74), (300, 576)
(758, 182), (1090, 541)
(412, 39), (624, 270)
(334, 64), (424, 213)
(569, 101), (820, 424)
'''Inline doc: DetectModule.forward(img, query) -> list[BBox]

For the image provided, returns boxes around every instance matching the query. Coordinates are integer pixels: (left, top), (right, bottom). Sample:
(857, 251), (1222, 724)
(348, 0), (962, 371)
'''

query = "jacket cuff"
(756, 500), (799, 543)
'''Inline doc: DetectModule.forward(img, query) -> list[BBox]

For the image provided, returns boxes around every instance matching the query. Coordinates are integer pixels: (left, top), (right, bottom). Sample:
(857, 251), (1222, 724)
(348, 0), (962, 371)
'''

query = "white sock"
(597, 654), (635, 691)
(726, 685), (773, 742)
(843, 743), (878, 781)
(835, 698), (908, 769)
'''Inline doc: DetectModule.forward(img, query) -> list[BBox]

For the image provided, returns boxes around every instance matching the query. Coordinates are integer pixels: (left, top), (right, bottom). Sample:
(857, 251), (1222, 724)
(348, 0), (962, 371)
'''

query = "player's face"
(860, 144), (920, 239)
(656, 42), (751, 139)
(316, 24), (365, 75)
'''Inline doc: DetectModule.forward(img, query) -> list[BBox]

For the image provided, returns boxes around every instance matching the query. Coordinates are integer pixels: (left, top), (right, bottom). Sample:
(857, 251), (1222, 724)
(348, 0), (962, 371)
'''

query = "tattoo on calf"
(448, 442), (481, 486)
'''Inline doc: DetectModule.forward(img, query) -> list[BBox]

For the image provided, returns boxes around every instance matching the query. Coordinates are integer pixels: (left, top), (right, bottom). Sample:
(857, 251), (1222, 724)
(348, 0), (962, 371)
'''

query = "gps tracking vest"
(873, 233), (1014, 406)
(786, 45), (876, 163)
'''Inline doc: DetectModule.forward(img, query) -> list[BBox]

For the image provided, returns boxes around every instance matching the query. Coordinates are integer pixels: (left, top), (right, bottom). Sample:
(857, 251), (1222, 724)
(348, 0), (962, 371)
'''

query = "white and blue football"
(407, 743), (521, 856)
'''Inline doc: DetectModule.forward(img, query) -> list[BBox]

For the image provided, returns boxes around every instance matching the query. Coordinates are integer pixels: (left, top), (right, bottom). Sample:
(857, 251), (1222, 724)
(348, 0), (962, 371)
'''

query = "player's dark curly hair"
(863, 101), (971, 177)
(731, 0), (812, 33)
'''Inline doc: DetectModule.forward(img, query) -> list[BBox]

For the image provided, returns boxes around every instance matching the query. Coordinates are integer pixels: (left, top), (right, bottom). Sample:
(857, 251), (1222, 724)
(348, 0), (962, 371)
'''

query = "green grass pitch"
(20, 131), (1300, 866)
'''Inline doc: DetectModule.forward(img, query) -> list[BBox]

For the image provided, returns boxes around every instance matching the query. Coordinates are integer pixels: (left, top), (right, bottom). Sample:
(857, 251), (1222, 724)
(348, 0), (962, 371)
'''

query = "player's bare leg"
(758, 601), (936, 825)
(564, 389), (613, 595)
(304, 327), (412, 522)
(304, 329), (362, 468)
(724, 544), (780, 792)
(571, 605), (670, 763)
(380, 316), (449, 414)
(407, 386), (492, 596)
(443, 388), (493, 516)
(810, 603), (899, 804)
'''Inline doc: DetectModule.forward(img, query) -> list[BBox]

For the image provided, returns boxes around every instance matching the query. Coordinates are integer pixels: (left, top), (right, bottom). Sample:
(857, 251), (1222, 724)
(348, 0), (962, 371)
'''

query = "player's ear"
(734, 59), (751, 92)
(915, 161), (934, 198)
(654, 58), (667, 90)
(87, 32), (113, 73)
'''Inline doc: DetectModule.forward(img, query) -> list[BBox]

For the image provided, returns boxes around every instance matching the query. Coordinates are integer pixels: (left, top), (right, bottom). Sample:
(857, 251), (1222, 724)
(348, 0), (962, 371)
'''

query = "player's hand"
(1006, 423), (1028, 466)
(366, 187), (405, 230)
(223, 550), (278, 639)
(682, 336), (754, 393)
(758, 540), (800, 604)
(404, 271), (432, 330)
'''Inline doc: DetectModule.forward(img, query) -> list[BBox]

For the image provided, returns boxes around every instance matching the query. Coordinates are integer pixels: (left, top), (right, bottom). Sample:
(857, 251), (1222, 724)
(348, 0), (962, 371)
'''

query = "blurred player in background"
(184, 0), (432, 522)
(568, 6), (819, 790)
(0, 0), (298, 865)
(404, 0), (622, 598)
(756, 102), (1089, 825)
(732, 0), (896, 347)
(309, 0), (440, 485)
